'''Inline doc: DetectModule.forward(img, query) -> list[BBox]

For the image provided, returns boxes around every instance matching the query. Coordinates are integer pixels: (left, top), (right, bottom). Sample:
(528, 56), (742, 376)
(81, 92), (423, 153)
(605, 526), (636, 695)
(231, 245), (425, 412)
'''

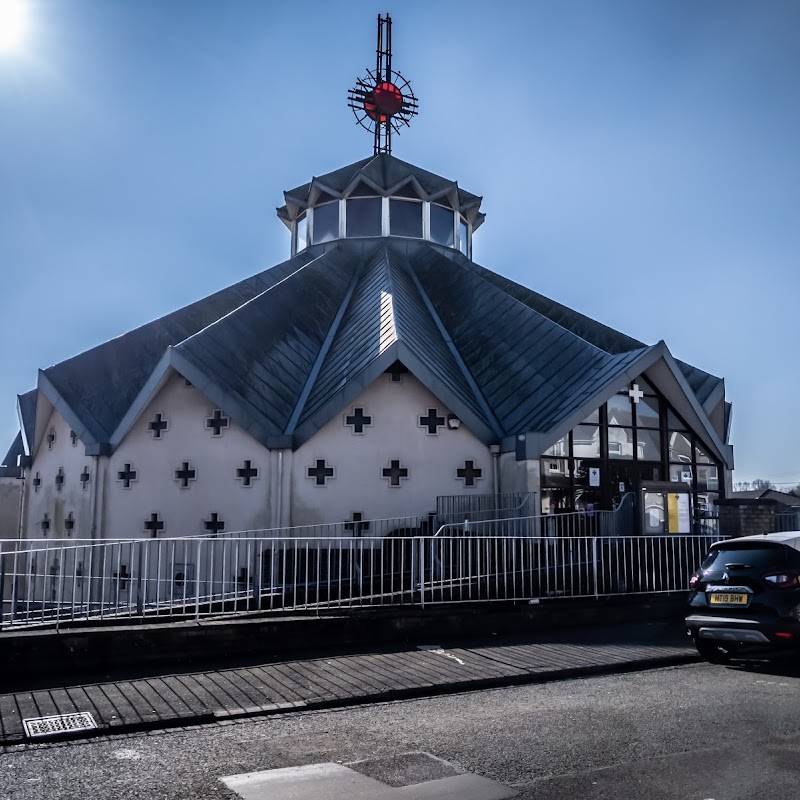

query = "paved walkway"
(0, 621), (696, 746)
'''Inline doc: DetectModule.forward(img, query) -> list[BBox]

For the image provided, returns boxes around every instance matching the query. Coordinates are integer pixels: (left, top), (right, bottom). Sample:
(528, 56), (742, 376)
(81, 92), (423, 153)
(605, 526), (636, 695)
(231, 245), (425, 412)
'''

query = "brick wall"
(718, 499), (779, 538)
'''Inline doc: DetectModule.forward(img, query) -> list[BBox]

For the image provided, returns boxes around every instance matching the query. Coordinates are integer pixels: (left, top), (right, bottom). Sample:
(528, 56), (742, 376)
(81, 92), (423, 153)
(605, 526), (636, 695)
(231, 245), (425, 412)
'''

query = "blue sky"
(0, 0), (798, 486)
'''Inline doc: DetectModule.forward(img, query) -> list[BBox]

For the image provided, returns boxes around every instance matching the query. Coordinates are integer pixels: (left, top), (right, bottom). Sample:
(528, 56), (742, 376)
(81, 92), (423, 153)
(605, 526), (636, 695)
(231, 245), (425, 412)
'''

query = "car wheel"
(694, 637), (735, 664)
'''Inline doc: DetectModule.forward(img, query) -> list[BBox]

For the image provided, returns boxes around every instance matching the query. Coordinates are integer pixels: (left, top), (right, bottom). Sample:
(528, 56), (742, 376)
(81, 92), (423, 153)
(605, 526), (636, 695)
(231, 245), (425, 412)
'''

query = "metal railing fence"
(773, 510), (800, 533)
(1, 524), (719, 631)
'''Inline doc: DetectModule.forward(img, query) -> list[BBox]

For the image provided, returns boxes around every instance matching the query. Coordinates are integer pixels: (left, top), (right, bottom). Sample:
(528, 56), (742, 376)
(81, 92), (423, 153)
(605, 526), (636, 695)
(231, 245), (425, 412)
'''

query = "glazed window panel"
(346, 197), (382, 237)
(667, 409), (687, 431)
(608, 427), (634, 460)
(694, 441), (712, 464)
(696, 463), (720, 491)
(606, 395), (633, 427)
(573, 425), (600, 458)
(669, 464), (693, 484)
(636, 428), (661, 461)
(669, 431), (692, 463)
(389, 199), (423, 238)
(312, 202), (339, 244)
(580, 408), (600, 425)
(543, 435), (569, 457)
(541, 458), (570, 486)
(296, 213), (308, 251)
(635, 396), (660, 429)
(430, 204), (455, 247)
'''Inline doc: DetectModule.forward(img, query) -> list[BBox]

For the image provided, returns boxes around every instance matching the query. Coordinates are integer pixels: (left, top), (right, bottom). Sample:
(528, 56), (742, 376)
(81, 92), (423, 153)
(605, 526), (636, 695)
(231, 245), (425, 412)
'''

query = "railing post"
(195, 539), (202, 620)
(592, 537), (599, 599)
(136, 542), (144, 615)
(419, 536), (425, 609)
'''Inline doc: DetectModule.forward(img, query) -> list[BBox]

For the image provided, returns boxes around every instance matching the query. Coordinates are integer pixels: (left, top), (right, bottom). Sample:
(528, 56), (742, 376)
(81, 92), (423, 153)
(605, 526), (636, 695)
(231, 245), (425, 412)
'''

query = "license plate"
(710, 592), (748, 606)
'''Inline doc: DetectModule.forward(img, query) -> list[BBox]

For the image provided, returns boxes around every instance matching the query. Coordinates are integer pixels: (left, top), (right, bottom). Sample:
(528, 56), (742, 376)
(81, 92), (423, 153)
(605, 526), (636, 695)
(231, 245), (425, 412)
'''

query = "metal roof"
(13, 227), (729, 459)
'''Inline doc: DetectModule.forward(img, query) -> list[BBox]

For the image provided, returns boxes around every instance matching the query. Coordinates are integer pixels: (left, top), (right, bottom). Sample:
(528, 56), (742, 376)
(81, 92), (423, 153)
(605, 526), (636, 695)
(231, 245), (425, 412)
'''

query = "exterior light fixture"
(447, 414), (461, 430)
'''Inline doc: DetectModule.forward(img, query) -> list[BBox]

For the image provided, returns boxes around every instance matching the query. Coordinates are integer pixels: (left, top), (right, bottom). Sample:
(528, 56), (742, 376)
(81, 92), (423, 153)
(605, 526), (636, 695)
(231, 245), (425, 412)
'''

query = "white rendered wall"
(291, 372), (493, 527)
(24, 407), (94, 541)
(103, 372), (274, 538)
(0, 477), (21, 541)
(104, 371), (272, 539)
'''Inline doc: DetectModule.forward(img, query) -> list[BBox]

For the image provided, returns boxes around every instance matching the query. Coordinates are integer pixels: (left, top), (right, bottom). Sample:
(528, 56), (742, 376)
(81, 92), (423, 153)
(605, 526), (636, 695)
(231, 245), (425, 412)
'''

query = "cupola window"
(389, 198), (422, 238)
(296, 213), (308, 252)
(458, 217), (469, 256)
(430, 203), (455, 247)
(346, 196), (382, 237)
(311, 201), (339, 244)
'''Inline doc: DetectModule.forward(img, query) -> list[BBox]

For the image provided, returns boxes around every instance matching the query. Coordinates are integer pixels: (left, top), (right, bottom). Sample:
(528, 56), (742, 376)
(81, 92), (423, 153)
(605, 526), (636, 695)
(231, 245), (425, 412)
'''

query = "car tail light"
(764, 571), (800, 589)
(689, 573), (701, 589)
(775, 632), (794, 640)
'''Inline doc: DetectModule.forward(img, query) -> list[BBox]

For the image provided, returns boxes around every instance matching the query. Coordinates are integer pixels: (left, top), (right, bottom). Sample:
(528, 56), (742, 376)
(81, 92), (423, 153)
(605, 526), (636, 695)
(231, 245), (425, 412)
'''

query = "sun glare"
(0, 0), (28, 52)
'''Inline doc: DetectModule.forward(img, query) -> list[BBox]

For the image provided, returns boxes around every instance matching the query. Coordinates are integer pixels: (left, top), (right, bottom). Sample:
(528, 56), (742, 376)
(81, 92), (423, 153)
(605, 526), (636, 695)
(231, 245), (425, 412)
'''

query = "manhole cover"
(23, 712), (98, 738)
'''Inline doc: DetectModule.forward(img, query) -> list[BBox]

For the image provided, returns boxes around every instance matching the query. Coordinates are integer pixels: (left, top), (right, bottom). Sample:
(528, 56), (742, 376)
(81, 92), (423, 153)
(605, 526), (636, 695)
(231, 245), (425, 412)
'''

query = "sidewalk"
(0, 621), (697, 746)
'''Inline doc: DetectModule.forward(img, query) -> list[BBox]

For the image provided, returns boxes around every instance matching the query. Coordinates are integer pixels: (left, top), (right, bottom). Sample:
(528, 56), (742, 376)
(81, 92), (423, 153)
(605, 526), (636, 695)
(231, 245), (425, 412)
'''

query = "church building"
(0, 17), (733, 547)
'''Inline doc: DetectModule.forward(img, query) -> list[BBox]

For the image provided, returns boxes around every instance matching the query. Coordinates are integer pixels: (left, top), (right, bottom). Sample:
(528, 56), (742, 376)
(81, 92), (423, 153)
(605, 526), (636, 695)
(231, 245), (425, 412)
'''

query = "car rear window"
(701, 543), (800, 572)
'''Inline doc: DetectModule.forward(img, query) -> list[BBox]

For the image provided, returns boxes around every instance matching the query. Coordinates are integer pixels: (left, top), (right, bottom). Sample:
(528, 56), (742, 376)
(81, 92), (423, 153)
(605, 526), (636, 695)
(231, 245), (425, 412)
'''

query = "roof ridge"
(175, 248), (337, 348)
(283, 252), (369, 436)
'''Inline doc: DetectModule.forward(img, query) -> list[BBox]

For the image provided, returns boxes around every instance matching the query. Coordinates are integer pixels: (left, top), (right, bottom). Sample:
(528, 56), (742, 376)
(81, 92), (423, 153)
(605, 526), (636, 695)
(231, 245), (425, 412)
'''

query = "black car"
(686, 532), (800, 662)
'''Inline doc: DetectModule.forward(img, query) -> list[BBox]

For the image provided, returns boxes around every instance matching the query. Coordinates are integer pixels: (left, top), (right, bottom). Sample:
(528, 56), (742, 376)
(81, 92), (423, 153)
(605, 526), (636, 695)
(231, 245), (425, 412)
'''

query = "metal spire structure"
(347, 14), (419, 155)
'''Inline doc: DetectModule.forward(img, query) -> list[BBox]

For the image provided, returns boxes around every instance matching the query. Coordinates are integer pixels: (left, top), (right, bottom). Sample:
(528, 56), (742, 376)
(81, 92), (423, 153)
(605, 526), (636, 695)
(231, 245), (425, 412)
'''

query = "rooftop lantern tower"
(277, 15), (485, 258)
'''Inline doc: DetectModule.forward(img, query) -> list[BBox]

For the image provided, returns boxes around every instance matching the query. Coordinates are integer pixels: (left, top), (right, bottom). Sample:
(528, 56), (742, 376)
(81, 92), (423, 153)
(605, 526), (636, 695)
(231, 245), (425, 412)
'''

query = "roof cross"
(628, 384), (644, 404)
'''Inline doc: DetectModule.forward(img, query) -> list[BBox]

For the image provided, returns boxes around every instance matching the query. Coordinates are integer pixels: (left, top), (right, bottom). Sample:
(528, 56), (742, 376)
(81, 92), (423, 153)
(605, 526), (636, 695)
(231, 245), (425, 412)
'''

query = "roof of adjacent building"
(728, 489), (800, 507)
(11, 234), (729, 464)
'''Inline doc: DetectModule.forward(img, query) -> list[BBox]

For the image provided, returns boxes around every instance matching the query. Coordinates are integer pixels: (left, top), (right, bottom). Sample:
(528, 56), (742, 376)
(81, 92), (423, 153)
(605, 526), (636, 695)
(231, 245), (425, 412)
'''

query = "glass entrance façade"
(540, 378), (722, 534)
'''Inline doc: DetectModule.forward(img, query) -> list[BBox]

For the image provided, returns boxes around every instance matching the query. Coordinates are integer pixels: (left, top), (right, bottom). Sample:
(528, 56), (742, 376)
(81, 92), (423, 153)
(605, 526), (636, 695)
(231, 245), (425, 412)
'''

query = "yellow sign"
(667, 492), (691, 534)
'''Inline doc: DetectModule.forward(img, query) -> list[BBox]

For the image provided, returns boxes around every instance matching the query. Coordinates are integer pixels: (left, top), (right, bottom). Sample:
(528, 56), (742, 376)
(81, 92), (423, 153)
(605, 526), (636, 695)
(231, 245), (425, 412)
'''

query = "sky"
(0, 0), (798, 487)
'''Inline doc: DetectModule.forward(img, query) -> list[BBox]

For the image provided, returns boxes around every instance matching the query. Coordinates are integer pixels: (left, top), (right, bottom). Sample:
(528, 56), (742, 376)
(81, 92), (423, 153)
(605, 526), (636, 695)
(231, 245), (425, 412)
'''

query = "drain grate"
(23, 712), (98, 738)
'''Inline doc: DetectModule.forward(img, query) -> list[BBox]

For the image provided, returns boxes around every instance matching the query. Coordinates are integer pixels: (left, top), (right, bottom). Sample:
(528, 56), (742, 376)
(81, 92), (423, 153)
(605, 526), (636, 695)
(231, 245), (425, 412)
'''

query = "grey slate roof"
(0, 432), (24, 477)
(40, 249), (320, 444)
(14, 218), (728, 459)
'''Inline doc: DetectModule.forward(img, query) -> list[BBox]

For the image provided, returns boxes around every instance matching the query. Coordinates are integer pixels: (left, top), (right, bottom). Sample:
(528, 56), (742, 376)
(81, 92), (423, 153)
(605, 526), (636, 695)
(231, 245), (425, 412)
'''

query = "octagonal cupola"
(276, 153), (485, 259)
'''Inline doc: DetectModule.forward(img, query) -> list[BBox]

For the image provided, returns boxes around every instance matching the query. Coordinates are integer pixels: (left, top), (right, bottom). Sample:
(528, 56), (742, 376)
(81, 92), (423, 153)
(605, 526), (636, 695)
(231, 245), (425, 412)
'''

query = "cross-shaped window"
(46, 427), (56, 449)
(206, 410), (230, 436)
(419, 408), (445, 435)
(382, 459), (409, 487)
(307, 459), (335, 486)
(175, 461), (197, 488)
(40, 513), (50, 535)
(55, 467), (65, 492)
(345, 407), (372, 434)
(203, 512), (225, 534)
(456, 460), (483, 487)
(32, 472), (41, 493)
(80, 468), (90, 489)
(70, 430), (78, 446)
(345, 512), (371, 537)
(114, 564), (130, 591)
(148, 413), (169, 438)
(64, 512), (75, 535)
(236, 460), (259, 487)
(144, 513), (164, 537)
(117, 463), (137, 488)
